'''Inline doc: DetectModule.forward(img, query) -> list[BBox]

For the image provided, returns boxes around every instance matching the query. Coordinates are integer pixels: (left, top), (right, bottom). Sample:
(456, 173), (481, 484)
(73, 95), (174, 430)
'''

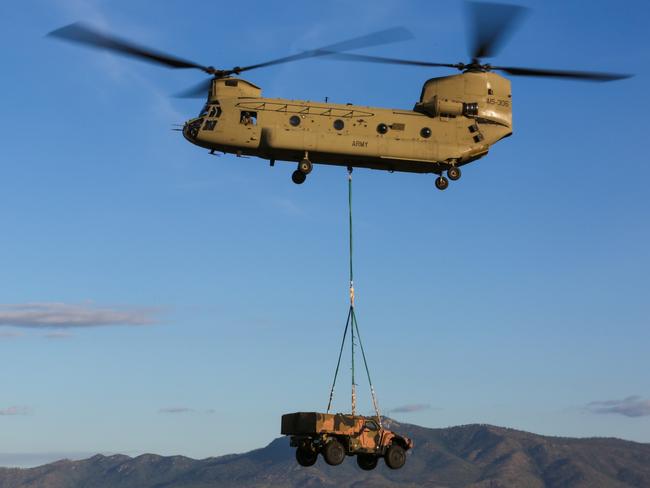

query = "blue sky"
(1, 0), (649, 467)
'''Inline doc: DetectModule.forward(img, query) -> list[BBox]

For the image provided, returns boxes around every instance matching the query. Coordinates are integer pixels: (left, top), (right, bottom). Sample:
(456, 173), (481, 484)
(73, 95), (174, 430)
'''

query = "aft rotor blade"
(235, 27), (414, 73)
(492, 65), (633, 81)
(174, 78), (213, 98)
(467, 1), (528, 59)
(47, 22), (213, 73)
(317, 51), (459, 69)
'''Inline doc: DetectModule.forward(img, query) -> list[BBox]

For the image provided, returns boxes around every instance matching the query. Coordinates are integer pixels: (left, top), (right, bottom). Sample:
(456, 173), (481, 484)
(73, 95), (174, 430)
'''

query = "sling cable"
(326, 167), (383, 428)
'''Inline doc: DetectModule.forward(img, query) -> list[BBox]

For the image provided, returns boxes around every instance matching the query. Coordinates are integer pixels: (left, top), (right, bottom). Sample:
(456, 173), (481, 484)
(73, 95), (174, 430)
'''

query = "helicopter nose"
(183, 117), (204, 141)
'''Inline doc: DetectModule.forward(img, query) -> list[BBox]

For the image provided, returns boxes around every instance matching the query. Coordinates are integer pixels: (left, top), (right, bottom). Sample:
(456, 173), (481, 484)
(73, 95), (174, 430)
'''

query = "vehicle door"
(358, 419), (381, 451)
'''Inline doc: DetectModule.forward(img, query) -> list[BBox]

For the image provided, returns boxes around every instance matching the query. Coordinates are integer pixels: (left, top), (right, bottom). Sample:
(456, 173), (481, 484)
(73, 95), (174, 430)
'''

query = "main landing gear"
(292, 156), (313, 185)
(435, 166), (462, 191)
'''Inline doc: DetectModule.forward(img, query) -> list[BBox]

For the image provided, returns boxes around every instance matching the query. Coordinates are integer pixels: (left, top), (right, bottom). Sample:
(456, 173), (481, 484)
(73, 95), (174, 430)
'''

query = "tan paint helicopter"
(49, 2), (630, 190)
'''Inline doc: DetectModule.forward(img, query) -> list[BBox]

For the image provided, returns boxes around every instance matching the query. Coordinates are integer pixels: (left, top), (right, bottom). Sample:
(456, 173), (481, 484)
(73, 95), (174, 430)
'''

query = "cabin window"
(203, 120), (217, 131)
(240, 111), (257, 126)
(473, 134), (484, 143)
(420, 127), (432, 138)
(488, 88), (494, 95)
(289, 115), (301, 127)
(377, 123), (388, 134)
(333, 119), (345, 130)
(225, 79), (239, 87)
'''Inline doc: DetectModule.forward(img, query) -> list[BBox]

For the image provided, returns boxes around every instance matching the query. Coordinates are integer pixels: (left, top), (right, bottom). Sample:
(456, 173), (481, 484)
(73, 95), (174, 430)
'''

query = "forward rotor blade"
(174, 78), (213, 98)
(317, 51), (459, 69)
(467, 1), (528, 59)
(236, 26), (414, 73)
(47, 22), (213, 73)
(492, 66), (633, 81)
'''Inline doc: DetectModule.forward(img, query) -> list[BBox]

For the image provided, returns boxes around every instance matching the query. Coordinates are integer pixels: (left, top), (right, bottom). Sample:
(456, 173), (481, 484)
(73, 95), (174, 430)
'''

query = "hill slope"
(2, 421), (650, 487)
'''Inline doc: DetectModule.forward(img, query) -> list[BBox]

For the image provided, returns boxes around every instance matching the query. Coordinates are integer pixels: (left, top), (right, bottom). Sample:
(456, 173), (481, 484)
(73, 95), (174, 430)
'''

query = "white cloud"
(0, 331), (22, 339)
(0, 303), (158, 329)
(388, 403), (432, 414)
(43, 332), (73, 339)
(0, 406), (31, 416)
(587, 396), (650, 418)
(158, 407), (192, 414)
(158, 407), (215, 415)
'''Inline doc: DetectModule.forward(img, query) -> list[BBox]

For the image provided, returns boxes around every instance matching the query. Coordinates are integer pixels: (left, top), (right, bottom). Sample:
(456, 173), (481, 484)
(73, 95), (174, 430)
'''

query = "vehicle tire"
(435, 175), (449, 190)
(356, 454), (378, 471)
(295, 447), (318, 467)
(292, 170), (307, 184)
(299, 159), (313, 175)
(384, 444), (406, 470)
(322, 439), (345, 466)
(448, 166), (461, 181)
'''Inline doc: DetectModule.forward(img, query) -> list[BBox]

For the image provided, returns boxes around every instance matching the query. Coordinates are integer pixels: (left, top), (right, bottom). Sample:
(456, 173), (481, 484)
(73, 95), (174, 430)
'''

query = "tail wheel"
(322, 439), (345, 466)
(384, 444), (406, 470)
(295, 447), (318, 467)
(356, 454), (378, 470)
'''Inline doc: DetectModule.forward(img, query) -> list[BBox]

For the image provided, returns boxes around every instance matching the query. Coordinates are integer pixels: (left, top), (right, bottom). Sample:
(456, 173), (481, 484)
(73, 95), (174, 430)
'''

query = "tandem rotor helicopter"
(49, 2), (631, 190)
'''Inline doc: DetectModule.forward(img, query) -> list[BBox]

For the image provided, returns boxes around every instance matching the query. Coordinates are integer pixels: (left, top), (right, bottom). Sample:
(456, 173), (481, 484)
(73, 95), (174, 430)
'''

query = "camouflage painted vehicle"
(281, 412), (413, 470)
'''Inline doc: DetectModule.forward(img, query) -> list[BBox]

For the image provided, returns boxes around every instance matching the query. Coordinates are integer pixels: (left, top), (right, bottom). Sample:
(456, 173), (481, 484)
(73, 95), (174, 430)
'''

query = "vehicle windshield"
(365, 420), (378, 431)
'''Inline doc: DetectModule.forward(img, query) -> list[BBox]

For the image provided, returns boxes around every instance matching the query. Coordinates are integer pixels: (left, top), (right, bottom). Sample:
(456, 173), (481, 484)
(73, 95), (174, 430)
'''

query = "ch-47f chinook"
(49, 3), (630, 190)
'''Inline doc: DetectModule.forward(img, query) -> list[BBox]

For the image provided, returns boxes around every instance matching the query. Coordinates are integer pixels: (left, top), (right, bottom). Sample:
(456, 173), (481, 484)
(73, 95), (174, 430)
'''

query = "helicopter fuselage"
(183, 71), (513, 180)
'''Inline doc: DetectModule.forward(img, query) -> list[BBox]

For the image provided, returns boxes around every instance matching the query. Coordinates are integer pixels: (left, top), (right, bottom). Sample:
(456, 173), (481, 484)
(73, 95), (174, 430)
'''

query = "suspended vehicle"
(48, 2), (631, 190)
(281, 412), (413, 470)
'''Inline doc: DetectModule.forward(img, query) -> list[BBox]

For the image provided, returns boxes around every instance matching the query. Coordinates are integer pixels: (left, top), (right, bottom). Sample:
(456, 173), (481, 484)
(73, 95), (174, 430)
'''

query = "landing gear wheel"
(322, 439), (345, 466)
(356, 454), (378, 471)
(447, 166), (461, 181)
(299, 159), (313, 175)
(296, 447), (318, 467)
(292, 170), (307, 185)
(435, 175), (449, 191)
(385, 444), (406, 470)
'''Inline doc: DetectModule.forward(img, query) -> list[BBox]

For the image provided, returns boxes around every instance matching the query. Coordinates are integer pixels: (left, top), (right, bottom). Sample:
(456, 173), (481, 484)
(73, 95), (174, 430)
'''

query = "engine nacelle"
(414, 71), (512, 128)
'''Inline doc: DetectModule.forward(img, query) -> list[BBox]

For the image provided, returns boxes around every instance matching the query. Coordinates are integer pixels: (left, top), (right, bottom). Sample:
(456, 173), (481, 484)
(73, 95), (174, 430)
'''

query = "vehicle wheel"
(435, 175), (449, 190)
(299, 159), (313, 175)
(292, 170), (307, 185)
(447, 166), (461, 181)
(322, 439), (345, 466)
(356, 454), (378, 471)
(295, 447), (318, 467)
(384, 444), (406, 470)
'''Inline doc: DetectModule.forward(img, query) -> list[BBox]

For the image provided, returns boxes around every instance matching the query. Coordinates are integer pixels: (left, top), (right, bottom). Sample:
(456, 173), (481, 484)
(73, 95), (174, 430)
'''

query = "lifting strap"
(326, 168), (383, 428)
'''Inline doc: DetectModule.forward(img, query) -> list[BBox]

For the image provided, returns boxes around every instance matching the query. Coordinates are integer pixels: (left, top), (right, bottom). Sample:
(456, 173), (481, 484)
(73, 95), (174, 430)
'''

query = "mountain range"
(2, 420), (650, 487)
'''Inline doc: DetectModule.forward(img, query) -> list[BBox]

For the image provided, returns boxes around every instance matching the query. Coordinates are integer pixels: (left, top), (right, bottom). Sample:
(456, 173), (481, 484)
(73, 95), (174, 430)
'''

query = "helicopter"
(49, 2), (631, 190)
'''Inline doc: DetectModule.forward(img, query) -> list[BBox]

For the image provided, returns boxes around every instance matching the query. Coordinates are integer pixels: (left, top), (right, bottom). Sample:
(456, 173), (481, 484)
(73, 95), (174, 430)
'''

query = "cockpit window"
(209, 104), (222, 118)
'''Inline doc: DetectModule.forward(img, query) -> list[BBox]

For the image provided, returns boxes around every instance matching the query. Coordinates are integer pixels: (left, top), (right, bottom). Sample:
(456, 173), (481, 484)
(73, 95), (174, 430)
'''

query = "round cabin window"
(333, 119), (345, 131)
(420, 127), (432, 138)
(377, 123), (388, 134)
(289, 115), (301, 127)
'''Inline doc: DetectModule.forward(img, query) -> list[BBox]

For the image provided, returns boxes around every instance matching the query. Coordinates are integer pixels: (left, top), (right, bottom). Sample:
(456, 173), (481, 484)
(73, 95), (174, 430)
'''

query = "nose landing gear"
(435, 175), (449, 190)
(435, 165), (461, 190)
(447, 166), (461, 181)
(292, 170), (307, 184)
